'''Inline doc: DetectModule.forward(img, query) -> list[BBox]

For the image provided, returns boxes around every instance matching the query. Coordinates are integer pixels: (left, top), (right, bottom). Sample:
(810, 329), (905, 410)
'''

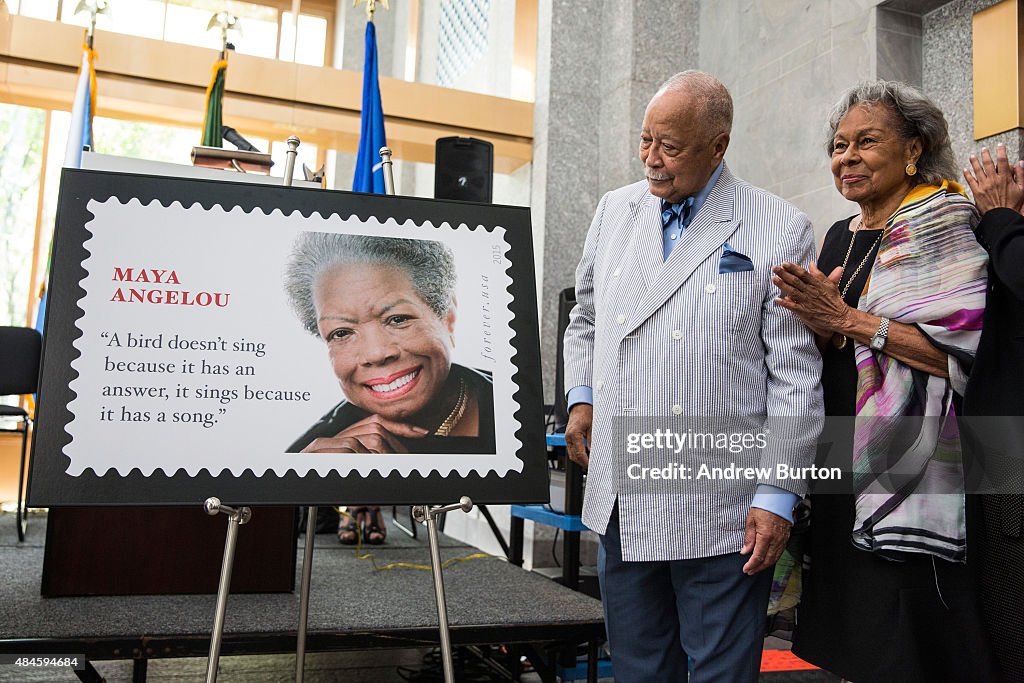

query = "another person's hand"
(964, 143), (1024, 215)
(740, 507), (792, 575)
(564, 403), (593, 471)
(772, 262), (848, 337)
(300, 415), (429, 453)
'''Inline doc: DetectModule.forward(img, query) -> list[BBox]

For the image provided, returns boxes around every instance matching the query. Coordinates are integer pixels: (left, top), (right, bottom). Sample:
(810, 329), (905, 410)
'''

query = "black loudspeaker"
(553, 286), (577, 429)
(434, 136), (493, 203)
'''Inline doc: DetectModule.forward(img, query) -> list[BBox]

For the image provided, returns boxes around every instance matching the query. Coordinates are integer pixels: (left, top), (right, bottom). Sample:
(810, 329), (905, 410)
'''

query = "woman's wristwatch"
(870, 317), (890, 351)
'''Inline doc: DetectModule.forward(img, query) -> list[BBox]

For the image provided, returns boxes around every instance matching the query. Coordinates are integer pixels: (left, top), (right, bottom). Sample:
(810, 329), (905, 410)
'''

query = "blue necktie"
(661, 197), (694, 259)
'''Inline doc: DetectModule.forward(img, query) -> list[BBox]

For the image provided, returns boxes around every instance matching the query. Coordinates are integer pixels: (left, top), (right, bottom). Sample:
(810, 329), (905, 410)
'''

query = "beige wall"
(700, 1), (888, 241)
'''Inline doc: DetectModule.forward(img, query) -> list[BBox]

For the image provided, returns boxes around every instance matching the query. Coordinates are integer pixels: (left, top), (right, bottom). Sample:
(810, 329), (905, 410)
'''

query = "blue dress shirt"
(565, 161), (799, 523)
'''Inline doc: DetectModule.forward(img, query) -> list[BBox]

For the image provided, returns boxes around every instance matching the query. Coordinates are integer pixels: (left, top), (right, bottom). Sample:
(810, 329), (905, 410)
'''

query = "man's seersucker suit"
(562, 163), (824, 562)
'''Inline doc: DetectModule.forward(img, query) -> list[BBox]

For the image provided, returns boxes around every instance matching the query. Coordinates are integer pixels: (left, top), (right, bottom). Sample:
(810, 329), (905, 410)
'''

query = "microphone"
(221, 126), (260, 152)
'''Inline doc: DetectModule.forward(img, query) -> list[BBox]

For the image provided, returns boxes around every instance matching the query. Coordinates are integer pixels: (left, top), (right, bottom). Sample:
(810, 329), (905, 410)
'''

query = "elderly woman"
(283, 232), (495, 543)
(776, 81), (996, 680)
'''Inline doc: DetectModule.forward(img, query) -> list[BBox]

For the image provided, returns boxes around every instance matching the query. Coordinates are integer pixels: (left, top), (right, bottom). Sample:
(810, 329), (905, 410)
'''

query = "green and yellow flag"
(201, 57), (227, 147)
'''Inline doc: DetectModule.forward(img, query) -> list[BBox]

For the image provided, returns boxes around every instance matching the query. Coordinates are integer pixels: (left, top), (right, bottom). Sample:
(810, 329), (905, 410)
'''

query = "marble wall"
(333, 0), (409, 77)
(877, 7), (923, 85)
(922, 0), (1024, 170)
(699, 1), (889, 240)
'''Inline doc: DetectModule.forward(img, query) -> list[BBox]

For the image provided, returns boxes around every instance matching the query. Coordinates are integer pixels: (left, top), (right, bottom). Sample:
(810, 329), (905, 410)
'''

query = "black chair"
(0, 326), (42, 542)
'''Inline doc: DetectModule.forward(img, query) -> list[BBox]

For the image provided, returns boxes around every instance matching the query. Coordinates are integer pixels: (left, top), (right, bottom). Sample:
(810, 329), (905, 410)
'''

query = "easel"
(202, 136), (301, 683)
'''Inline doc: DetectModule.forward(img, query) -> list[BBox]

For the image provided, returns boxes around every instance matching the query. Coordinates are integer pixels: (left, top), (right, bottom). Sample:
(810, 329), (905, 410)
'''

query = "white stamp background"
(66, 197), (523, 478)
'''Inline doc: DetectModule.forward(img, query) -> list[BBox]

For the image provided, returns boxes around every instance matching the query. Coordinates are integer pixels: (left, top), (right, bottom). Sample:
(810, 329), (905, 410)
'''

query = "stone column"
(533, 0), (699, 405)
(335, 0), (407, 77)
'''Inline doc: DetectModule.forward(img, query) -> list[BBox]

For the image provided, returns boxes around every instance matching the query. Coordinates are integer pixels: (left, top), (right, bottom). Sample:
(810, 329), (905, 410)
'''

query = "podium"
(41, 506), (298, 597)
(190, 145), (273, 174)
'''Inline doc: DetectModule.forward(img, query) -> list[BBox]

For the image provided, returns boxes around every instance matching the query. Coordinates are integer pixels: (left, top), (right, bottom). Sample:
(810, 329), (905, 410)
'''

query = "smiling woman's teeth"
(370, 369), (419, 392)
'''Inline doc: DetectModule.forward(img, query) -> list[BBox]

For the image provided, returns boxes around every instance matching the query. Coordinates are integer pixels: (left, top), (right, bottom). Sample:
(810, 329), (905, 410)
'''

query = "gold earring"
(906, 162), (917, 176)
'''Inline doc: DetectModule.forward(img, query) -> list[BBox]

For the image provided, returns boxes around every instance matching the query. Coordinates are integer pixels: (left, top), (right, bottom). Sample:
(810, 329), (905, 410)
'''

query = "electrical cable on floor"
(551, 527), (561, 567)
(338, 507), (501, 572)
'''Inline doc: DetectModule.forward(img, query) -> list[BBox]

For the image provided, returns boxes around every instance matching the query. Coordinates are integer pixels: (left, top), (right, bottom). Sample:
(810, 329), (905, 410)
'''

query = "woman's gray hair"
(825, 80), (958, 185)
(284, 232), (457, 335)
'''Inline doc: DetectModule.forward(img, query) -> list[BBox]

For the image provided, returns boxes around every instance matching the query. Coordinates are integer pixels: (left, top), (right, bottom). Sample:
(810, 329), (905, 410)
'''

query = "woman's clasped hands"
(771, 261), (848, 340)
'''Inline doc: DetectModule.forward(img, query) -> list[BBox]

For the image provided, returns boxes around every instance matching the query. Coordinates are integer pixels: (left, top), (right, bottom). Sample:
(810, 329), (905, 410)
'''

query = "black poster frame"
(27, 169), (548, 507)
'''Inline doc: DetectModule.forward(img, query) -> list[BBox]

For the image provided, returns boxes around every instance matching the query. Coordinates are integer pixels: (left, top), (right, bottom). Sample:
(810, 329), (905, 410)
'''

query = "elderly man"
(563, 71), (822, 681)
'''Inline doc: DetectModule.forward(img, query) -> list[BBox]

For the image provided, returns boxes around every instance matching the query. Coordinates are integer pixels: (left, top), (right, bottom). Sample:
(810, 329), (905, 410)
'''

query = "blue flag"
(352, 21), (387, 194)
(34, 287), (47, 336)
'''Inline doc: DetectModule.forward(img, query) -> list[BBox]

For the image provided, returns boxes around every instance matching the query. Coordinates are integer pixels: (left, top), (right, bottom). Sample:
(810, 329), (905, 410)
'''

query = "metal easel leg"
(413, 496), (474, 683)
(203, 497), (252, 683)
(295, 505), (318, 683)
(74, 660), (106, 683)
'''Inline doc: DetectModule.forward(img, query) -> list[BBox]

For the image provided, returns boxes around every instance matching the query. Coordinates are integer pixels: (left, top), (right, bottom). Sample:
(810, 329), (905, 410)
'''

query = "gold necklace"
(434, 378), (468, 436)
(838, 215), (883, 298)
(833, 215), (884, 350)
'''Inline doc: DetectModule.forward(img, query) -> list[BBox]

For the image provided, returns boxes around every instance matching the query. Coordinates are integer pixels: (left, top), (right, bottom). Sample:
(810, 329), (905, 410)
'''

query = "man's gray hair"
(284, 232), (457, 335)
(825, 80), (957, 185)
(657, 70), (734, 136)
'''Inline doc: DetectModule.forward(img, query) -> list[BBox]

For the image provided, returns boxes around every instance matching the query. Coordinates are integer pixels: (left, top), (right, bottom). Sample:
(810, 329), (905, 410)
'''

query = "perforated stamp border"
(65, 196), (524, 479)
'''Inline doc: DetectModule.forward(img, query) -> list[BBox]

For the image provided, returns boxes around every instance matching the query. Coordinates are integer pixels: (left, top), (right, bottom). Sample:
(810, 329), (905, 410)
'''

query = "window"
(28, 0), (331, 66)
(0, 104), (46, 326)
(15, 0), (59, 21)
(91, 116), (202, 165)
(60, 0), (166, 41)
(280, 11), (328, 66)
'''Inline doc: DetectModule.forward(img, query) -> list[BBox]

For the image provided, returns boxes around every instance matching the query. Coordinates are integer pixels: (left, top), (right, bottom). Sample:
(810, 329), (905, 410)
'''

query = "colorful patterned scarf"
(851, 180), (987, 562)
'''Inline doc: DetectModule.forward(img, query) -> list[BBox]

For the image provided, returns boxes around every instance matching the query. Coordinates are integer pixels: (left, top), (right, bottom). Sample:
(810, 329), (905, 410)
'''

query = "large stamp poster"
(28, 169), (547, 506)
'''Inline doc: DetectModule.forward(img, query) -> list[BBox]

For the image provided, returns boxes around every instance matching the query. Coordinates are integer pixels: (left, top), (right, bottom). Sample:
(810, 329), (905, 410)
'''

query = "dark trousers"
(598, 507), (770, 682)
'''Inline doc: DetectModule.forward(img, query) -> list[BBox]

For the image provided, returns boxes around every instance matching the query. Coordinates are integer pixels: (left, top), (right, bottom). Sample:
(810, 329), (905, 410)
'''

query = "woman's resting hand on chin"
(300, 415), (430, 454)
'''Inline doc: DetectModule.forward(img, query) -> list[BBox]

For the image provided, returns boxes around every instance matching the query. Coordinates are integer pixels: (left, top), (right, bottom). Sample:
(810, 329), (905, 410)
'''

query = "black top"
(964, 207), (1024, 417)
(961, 208), (1024, 499)
(288, 364), (496, 454)
(816, 216), (882, 416)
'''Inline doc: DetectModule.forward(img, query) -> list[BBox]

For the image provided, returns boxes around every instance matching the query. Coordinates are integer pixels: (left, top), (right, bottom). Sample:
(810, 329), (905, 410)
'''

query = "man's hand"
(739, 507), (791, 575)
(300, 415), (428, 453)
(964, 143), (1024, 215)
(564, 403), (593, 471)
